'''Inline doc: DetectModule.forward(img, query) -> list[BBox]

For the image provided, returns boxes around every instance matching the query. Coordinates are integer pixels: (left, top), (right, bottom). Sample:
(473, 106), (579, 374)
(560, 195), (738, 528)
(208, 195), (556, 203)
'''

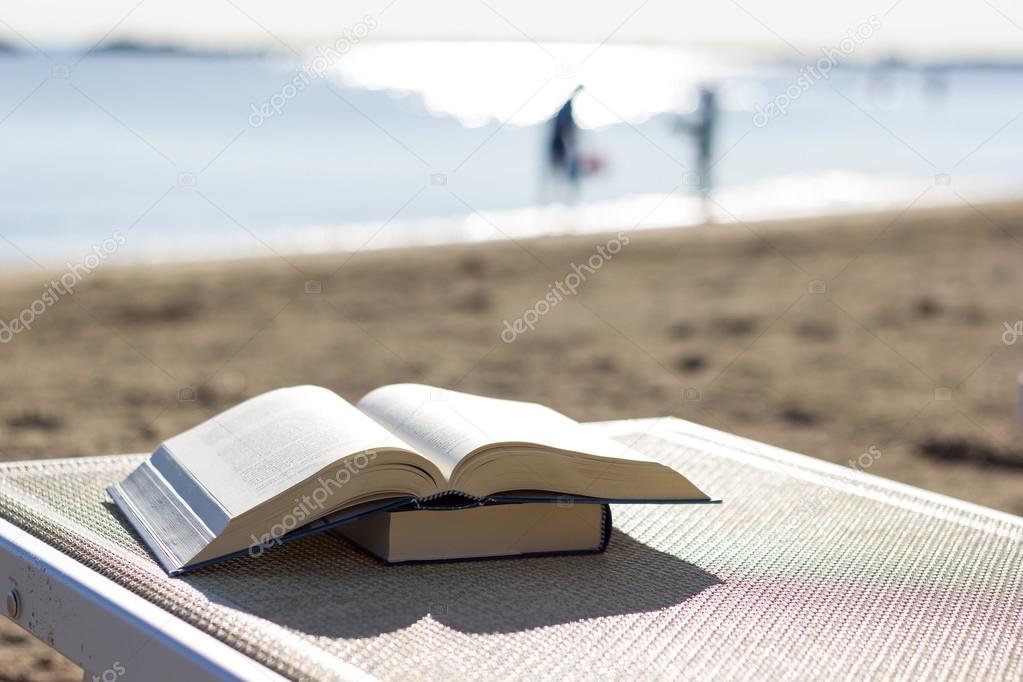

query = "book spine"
(414, 490), (486, 509)
(597, 504), (612, 553)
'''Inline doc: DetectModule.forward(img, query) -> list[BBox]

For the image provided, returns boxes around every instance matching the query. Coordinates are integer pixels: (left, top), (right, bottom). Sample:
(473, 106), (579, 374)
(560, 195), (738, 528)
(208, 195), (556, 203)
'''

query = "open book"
(108, 384), (712, 574)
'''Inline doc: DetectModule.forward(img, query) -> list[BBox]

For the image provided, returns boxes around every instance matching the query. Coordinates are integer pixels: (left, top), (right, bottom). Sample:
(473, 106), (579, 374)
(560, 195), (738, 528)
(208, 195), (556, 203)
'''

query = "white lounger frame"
(0, 516), (291, 681)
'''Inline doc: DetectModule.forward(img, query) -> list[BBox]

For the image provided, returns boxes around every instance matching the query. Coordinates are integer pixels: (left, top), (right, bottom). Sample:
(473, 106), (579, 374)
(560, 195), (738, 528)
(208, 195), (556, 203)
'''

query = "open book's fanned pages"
(107, 456), (217, 575)
(356, 383), (711, 501)
(114, 492), (419, 575)
(108, 384), (716, 575)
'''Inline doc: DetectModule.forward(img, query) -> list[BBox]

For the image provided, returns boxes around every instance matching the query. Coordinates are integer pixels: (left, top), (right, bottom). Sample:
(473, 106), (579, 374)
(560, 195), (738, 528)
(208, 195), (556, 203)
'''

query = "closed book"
(333, 502), (611, 563)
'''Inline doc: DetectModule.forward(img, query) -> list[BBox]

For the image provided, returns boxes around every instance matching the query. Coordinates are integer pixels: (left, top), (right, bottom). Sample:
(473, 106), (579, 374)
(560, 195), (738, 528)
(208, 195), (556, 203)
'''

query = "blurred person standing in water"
(545, 85), (584, 204)
(676, 85), (719, 219)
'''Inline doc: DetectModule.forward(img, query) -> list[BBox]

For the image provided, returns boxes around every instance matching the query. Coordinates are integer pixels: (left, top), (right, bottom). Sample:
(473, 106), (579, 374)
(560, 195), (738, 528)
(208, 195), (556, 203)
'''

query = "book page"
(157, 385), (416, 517)
(356, 384), (489, 479)
(356, 384), (656, 479)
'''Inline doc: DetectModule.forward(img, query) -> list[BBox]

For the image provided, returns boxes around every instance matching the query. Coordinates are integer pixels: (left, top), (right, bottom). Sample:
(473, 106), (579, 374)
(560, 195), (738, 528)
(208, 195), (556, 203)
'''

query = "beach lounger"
(0, 418), (1020, 681)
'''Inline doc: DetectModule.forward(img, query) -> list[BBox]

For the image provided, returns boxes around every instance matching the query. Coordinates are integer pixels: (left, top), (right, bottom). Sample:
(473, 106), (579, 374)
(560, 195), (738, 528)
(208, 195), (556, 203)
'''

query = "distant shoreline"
(2, 193), (1019, 275)
(6, 39), (1023, 71)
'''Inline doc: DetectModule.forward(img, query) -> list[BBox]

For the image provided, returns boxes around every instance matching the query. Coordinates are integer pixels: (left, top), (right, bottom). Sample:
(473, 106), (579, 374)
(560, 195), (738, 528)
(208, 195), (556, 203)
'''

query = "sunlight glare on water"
(329, 42), (754, 129)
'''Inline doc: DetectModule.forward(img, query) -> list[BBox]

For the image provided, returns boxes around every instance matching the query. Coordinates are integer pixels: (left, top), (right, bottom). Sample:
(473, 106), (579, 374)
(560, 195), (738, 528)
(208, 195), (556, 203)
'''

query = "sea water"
(1, 42), (1021, 266)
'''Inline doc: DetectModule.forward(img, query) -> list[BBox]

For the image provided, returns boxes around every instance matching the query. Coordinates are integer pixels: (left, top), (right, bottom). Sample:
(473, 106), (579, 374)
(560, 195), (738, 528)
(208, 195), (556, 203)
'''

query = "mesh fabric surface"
(0, 420), (1020, 681)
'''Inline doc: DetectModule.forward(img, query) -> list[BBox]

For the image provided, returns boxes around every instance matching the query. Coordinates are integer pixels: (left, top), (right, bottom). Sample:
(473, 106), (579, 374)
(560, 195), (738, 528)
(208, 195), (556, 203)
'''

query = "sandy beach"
(2, 201), (1023, 678)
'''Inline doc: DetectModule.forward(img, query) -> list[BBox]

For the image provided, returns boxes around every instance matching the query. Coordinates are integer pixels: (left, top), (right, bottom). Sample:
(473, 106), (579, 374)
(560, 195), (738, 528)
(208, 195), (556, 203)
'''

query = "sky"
(2, 0), (1023, 61)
